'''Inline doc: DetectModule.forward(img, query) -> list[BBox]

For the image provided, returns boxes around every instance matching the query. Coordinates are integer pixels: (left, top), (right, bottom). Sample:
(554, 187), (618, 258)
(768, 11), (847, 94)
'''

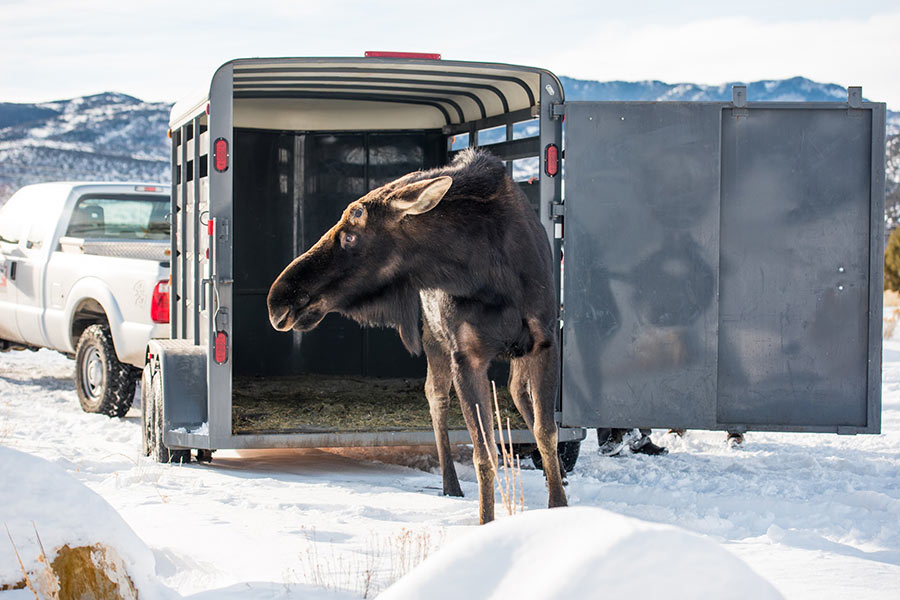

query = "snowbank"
(380, 506), (782, 600)
(0, 445), (170, 598)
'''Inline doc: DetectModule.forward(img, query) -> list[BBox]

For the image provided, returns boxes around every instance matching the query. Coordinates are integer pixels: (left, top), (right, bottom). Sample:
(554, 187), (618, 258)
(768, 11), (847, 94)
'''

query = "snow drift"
(380, 506), (783, 600)
(0, 446), (170, 598)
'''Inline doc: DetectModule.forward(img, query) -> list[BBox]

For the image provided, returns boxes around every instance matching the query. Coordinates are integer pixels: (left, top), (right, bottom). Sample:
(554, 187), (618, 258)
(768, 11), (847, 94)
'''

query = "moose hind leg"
(529, 351), (568, 509)
(509, 358), (535, 431)
(424, 338), (463, 497)
(452, 352), (496, 524)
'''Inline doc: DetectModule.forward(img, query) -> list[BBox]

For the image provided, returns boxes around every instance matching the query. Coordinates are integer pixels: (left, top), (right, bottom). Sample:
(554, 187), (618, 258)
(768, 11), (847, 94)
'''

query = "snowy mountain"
(0, 92), (170, 204)
(0, 78), (897, 209)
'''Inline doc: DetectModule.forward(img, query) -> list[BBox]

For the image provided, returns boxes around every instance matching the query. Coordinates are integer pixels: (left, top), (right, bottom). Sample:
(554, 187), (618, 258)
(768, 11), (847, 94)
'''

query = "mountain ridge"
(0, 78), (897, 208)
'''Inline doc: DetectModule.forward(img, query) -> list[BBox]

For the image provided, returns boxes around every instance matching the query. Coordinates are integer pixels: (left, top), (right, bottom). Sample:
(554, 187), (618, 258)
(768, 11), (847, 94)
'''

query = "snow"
(381, 507), (782, 600)
(1, 345), (900, 598)
(0, 446), (169, 598)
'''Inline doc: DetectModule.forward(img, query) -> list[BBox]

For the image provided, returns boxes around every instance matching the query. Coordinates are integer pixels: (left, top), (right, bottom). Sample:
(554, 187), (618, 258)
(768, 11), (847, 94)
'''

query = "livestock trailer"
(143, 55), (885, 466)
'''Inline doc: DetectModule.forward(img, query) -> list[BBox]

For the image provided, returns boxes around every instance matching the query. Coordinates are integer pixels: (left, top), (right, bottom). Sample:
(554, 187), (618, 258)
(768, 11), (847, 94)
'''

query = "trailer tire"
(531, 440), (581, 474)
(144, 360), (190, 464)
(74, 324), (136, 417)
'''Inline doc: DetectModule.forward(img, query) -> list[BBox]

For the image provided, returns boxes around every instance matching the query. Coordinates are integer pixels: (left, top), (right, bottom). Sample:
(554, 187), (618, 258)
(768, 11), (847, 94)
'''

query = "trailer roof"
(170, 57), (563, 130)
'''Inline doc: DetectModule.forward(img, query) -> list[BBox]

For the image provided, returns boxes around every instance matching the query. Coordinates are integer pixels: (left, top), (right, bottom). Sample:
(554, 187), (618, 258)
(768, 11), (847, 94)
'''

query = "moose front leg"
(423, 333), (463, 497)
(451, 352), (496, 524)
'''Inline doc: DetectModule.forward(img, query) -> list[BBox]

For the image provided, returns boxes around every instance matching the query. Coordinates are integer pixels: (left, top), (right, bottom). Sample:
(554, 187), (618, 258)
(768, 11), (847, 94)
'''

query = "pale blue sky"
(2, 0), (898, 107)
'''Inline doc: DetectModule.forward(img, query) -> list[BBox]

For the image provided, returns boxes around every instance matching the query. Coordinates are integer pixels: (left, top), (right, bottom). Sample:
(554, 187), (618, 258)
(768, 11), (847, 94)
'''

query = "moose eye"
(341, 231), (358, 249)
(352, 207), (364, 219)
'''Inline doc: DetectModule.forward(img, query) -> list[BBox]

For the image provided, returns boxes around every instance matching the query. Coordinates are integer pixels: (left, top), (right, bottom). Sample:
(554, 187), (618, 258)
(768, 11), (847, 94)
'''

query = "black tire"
(531, 440), (581, 474)
(145, 361), (189, 464)
(74, 324), (136, 417)
(140, 363), (153, 457)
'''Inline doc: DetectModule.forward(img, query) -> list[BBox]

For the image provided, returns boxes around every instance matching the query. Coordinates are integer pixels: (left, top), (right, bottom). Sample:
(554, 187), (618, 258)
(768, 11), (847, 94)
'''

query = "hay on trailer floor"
(232, 374), (528, 434)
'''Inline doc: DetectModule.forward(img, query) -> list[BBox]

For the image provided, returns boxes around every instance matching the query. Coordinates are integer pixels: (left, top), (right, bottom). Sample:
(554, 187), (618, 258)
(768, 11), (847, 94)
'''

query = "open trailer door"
(559, 90), (885, 434)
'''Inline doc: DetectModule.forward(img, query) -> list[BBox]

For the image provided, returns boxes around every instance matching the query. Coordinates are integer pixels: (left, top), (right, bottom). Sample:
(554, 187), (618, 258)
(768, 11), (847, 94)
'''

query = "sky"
(1, 0), (898, 108)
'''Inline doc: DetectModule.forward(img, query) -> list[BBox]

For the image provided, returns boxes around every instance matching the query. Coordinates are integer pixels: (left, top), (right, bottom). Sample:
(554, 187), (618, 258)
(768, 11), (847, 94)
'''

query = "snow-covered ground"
(1, 345), (899, 598)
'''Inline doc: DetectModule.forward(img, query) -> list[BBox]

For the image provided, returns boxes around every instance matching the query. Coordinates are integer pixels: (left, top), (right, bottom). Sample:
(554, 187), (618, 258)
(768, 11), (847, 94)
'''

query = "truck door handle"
(9, 261), (16, 280)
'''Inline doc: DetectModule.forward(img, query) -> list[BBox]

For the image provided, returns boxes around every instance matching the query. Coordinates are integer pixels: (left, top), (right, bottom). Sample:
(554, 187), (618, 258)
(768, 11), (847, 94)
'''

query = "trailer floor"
(231, 374), (528, 434)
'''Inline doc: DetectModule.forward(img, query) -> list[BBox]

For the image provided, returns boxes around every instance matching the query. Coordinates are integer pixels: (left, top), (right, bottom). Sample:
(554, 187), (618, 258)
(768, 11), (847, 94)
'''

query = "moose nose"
(267, 284), (311, 331)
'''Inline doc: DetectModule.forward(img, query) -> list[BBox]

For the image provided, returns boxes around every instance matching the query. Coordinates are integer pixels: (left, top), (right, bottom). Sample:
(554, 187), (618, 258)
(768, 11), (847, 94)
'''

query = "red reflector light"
(208, 217), (215, 236)
(206, 103), (210, 115)
(365, 51), (441, 60)
(544, 144), (559, 177)
(135, 185), (159, 192)
(214, 331), (228, 364)
(214, 138), (229, 172)
(151, 280), (170, 324)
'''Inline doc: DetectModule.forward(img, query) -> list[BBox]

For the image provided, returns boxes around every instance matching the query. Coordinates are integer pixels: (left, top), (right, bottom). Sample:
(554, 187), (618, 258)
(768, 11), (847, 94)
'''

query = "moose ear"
(390, 176), (452, 216)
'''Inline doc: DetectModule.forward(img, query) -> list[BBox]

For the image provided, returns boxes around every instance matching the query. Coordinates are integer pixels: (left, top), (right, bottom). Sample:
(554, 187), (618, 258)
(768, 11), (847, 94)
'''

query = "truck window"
(66, 194), (170, 240)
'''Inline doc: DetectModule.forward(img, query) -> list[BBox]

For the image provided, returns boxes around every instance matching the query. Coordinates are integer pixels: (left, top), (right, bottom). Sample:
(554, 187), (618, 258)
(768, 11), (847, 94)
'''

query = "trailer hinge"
(847, 86), (863, 108)
(731, 85), (748, 118)
(847, 86), (865, 118)
(551, 202), (565, 218)
(217, 218), (230, 242)
(550, 103), (566, 120)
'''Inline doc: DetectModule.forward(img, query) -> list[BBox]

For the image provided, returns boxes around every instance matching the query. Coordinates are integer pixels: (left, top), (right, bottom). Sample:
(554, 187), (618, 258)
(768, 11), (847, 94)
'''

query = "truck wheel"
(531, 440), (581, 474)
(145, 361), (189, 464)
(74, 324), (136, 417)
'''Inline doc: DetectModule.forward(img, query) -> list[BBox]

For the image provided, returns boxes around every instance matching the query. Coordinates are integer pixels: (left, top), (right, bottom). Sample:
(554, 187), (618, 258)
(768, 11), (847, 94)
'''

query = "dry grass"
(477, 381), (525, 517)
(297, 526), (443, 598)
(4, 525), (137, 599)
(232, 373), (527, 434)
(5, 524), (60, 599)
(0, 399), (11, 445)
(885, 310), (900, 340)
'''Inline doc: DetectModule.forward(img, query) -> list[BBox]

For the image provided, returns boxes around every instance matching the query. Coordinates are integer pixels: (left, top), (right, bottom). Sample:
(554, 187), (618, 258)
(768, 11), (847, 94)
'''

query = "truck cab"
(0, 182), (171, 416)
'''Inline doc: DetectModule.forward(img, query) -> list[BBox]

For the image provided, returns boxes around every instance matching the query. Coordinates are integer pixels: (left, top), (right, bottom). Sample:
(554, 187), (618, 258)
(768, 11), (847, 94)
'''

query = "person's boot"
(597, 428), (630, 456)
(726, 431), (745, 448)
(630, 432), (669, 456)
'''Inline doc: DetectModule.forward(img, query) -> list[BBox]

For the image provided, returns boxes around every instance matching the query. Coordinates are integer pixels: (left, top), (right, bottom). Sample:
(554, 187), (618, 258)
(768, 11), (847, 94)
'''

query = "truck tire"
(531, 440), (581, 474)
(144, 360), (189, 464)
(74, 324), (136, 417)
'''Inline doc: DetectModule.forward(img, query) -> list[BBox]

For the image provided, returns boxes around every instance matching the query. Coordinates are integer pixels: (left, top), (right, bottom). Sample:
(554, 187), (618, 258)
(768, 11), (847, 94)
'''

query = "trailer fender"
(146, 339), (209, 451)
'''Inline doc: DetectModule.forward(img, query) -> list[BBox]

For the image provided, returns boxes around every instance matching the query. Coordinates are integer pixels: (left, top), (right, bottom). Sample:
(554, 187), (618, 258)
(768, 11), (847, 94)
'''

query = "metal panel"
(717, 106), (876, 430)
(561, 100), (883, 433)
(562, 102), (722, 429)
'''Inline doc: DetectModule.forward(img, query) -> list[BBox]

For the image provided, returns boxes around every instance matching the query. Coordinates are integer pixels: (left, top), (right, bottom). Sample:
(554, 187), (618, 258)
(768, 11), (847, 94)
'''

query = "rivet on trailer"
(142, 55), (885, 468)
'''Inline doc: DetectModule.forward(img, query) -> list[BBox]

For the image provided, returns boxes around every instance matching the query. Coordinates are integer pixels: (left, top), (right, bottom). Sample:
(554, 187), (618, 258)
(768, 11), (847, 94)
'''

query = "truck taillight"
(151, 280), (170, 323)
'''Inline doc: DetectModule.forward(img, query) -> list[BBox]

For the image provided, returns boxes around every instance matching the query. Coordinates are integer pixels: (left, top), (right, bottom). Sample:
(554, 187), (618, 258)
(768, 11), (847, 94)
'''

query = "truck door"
(559, 96), (884, 434)
(13, 216), (52, 347)
(0, 196), (29, 344)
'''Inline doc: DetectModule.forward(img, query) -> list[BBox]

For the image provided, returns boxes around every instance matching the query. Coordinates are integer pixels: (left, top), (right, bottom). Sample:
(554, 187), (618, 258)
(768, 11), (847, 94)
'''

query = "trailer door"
(560, 97), (883, 433)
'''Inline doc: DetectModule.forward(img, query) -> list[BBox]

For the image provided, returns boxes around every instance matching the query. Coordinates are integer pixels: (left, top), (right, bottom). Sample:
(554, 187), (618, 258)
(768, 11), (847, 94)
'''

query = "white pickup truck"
(0, 182), (171, 416)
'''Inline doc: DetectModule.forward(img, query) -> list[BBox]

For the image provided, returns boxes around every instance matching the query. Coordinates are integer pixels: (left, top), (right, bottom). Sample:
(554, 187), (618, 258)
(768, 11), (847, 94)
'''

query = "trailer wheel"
(140, 363), (153, 457)
(144, 360), (190, 464)
(531, 440), (581, 474)
(74, 324), (136, 417)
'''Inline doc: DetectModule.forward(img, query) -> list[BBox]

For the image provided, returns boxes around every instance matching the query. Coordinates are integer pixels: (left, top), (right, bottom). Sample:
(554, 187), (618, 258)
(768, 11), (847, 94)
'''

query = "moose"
(267, 148), (567, 524)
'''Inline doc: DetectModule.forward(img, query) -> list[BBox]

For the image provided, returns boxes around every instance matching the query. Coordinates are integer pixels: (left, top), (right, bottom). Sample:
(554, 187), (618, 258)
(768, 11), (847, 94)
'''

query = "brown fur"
(268, 149), (567, 523)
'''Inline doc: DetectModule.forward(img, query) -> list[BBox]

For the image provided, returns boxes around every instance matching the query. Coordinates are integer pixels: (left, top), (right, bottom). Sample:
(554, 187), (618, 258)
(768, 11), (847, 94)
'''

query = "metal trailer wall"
(561, 93), (884, 434)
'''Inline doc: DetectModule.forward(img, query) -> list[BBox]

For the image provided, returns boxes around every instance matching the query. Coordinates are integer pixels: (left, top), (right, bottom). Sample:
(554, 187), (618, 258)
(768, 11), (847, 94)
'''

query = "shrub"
(885, 227), (900, 291)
